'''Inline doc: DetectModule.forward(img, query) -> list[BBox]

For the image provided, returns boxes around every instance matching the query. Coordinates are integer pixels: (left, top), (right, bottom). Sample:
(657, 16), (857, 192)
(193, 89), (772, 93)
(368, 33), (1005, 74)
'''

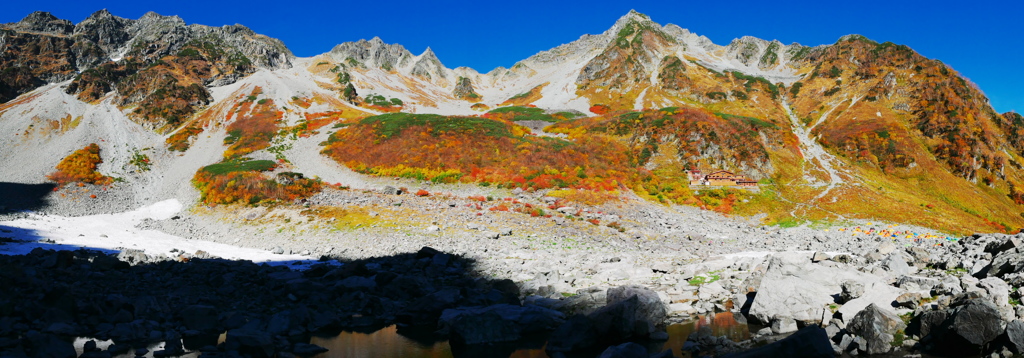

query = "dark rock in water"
(1008, 320), (1024, 353)
(545, 315), (599, 353)
(290, 343), (328, 357)
(606, 285), (667, 327)
(548, 295), (655, 355)
(597, 342), (647, 358)
(225, 329), (274, 358)
(950, 299), (1003, 346)
(396, 287), (462, 326)
(590, 295), (643, 341)
(449, 311), (521, 344)
(847, 303), (905, 354)
(440, 304), (565, 344)
(24, 331), (76, 358)
(720, 325), (833, 358)
(180, 305), (218, 332)
(267, 308), (311, 336)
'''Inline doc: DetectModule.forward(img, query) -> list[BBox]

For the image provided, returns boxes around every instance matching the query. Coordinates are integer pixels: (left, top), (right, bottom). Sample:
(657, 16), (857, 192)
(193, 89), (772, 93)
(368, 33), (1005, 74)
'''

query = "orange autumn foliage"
(47, 143), (112, 186)
(322, 113), (631, 190)
(192, 164), (323, 205)
(223, 97), (283, 159)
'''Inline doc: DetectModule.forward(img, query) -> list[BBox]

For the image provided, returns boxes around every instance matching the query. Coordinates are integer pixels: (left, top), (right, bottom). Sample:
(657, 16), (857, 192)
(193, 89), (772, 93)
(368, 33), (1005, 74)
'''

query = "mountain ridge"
(1, 9), (1022, 235)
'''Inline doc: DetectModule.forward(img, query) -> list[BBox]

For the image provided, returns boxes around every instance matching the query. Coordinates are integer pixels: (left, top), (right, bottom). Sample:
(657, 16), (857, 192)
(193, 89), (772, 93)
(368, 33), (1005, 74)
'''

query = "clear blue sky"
(4, 0), (1021, 113)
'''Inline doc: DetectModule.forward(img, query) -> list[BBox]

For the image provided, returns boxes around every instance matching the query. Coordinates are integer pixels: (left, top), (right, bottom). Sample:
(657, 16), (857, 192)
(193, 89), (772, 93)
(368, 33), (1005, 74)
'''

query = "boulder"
(439, 304), (565, 344)
(811, 252), (829, 263)
(396, 287), (462, 326)
(597, 342), (647, 358)
(771, 316), (798, 334)
(225, 329), (274, 358)
(179, 305), (218, 332)
(896, 275), (940, 293)
(916, 309), (950, 339)
(589, 295), (641, 341)
(879, 253), (912, 276)
(1007, 320), (1024, 353)
(987, 249), (1024, 277)
(895, 292), (923, 308)
(950, 299), (1004, 347)
(720, 325), (833, 358)
(24, 331), (76, 358)
(607, 285), (667, 326)
(840, 281), (864, 303)
(837, 281), (901, 321)
(749, 253), (884, 324)
(546, 315), (599, 353)
(847, 303), (906, 354)
(979, 277), (1014, 321)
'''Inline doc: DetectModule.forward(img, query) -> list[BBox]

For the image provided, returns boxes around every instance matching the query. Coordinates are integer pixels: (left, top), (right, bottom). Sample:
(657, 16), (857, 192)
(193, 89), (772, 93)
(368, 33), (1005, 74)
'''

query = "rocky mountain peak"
(329, 37), (413, 70)
(85, 9), (115, 21)
(419, 47), (439, 61)
(8, 11), (74, 35)
(410, 47), (447, 80)
(73, 10), (132, 55)
(608, 10), (657, 35)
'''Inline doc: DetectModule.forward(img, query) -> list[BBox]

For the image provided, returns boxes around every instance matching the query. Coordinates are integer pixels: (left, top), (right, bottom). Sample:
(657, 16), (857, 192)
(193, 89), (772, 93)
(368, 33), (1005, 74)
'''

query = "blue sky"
(4, 0), (1021, 113)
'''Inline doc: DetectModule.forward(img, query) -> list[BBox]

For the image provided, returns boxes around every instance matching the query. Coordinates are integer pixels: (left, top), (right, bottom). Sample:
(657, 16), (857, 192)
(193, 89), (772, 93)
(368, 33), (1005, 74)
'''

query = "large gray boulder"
(988, 248), (1024, 277)
(950, 299), (1004, 346)
(879, 253), (912, 276)
(607, 285), (667, 326)
(748, 252), (892, 325)
(1007, 320), (1024, 353)
(847, 303), (906, 354)
(837, 280), (901, 322)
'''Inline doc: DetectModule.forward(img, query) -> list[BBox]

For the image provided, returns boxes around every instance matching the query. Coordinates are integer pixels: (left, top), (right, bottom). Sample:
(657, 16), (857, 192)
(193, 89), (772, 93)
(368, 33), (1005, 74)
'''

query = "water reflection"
(310, 312), (755, 358)
(311, 325), (448, 358)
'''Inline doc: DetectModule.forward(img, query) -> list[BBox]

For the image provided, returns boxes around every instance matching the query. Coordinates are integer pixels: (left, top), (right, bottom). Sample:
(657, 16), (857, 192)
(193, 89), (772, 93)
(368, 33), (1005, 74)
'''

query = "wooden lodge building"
(687, 169), (758, 188)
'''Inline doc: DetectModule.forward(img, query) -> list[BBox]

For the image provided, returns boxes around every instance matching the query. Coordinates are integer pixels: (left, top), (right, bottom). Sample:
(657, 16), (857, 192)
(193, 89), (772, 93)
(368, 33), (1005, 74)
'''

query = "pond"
(309, 311), (757, 358)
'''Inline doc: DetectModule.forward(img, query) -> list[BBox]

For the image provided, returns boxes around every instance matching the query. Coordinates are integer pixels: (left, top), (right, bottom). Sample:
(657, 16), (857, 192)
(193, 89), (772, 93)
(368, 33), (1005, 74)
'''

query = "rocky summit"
(1, 8), (1023, 358)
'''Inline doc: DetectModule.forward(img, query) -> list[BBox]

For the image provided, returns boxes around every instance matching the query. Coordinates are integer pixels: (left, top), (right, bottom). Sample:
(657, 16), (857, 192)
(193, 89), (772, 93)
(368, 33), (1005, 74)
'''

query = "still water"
(310, 312), (755, 358)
